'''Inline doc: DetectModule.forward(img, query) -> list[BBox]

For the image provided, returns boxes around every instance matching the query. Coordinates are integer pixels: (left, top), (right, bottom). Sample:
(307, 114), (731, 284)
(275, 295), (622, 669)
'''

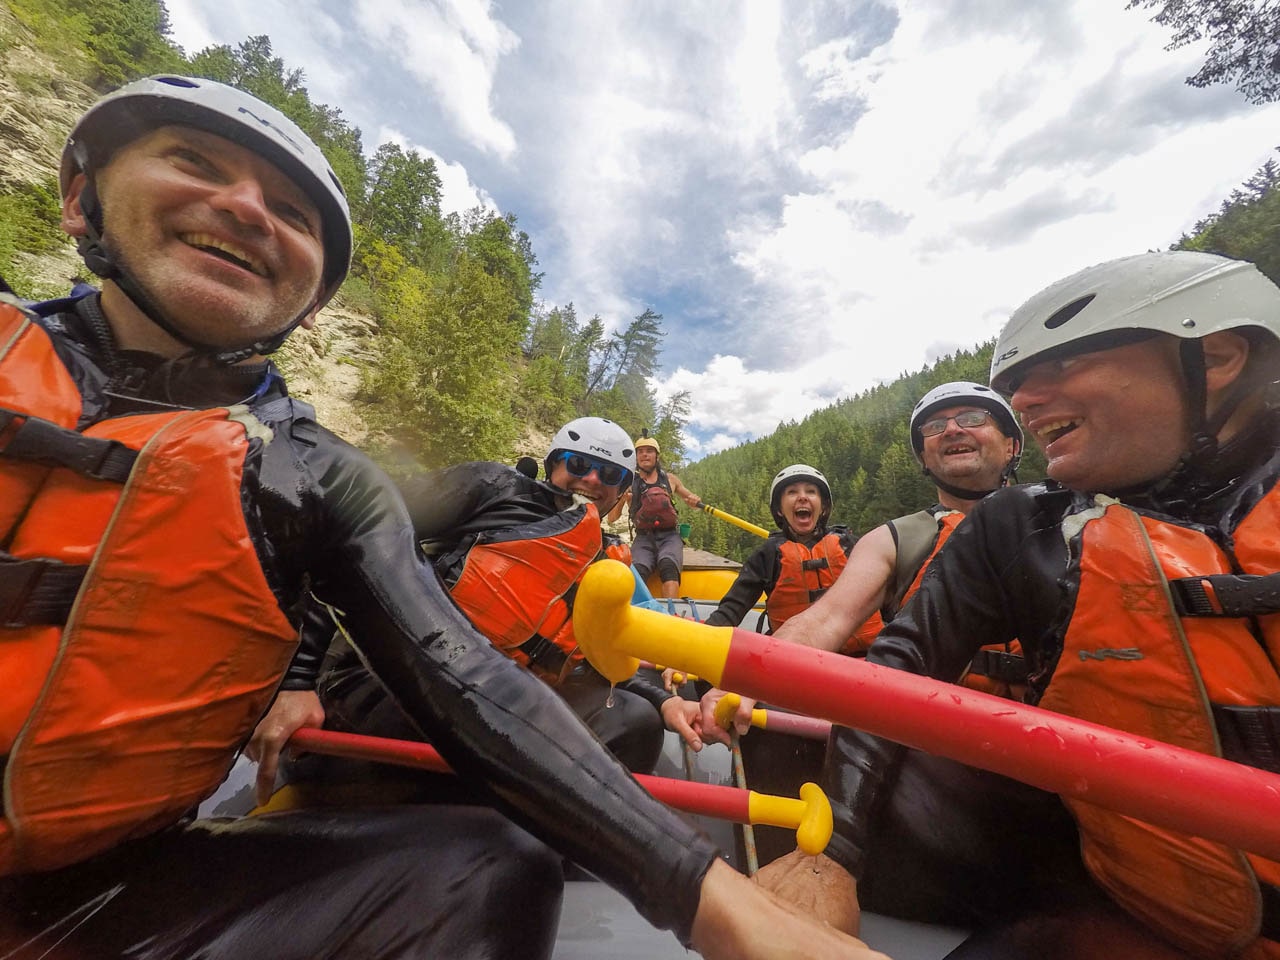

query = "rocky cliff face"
(0, 8), (94, 190)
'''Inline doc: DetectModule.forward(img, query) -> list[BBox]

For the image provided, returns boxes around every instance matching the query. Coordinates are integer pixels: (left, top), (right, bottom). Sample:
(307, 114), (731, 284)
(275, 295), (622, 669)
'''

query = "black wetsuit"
(823, 411), (1280, 958)
(0, 295), (718, 959)
(314, 460), (675, 778)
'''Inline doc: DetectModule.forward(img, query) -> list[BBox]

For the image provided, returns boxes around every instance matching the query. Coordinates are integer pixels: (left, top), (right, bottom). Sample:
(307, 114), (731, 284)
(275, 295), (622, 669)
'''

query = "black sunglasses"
(559, 452), (630, 487)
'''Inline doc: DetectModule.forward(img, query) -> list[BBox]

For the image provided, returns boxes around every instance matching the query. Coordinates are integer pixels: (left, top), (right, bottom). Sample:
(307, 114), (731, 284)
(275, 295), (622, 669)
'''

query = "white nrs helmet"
(769, 464), (832, 529)
(909, 381), (1023, 471)
(545, 417), (637, 479)
(62, 75), (352, 307)
(990, 251), (1280, 396)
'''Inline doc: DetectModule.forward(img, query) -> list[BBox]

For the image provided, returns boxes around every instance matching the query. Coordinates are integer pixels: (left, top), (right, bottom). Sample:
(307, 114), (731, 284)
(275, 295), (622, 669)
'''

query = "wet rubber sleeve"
(399, 462), (498, 540)
(279, 595), (337, 690)
(294, 434), (718, 942)
(704, 541), (779, 627)
(400, 461), (564, 545)
(821, 488), (1066, 877)
(617, 669), (678, 713)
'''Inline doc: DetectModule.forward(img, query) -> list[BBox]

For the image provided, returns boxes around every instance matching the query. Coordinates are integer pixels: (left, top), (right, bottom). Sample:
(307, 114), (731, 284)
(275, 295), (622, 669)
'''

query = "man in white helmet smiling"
(0, 77), (884, 960)
(759, 251), (1280, 960)
(767, 381), (1025, 663)
(701, 385), (1024, 731)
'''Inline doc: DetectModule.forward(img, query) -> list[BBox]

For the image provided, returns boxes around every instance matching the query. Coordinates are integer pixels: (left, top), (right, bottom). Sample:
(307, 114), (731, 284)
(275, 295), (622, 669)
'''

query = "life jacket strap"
(0, 554), (86, 627)
(1262, 883), (1280, 943)
(1169, 573), (1280, 618)
(801, 558), (829, 572)
(968, 648), (1029, 684)
(1212, 704), (1280, 775)
(0, 409), (137, 483)
(516, 633), (570, 676)
(806, 587), (829, 605)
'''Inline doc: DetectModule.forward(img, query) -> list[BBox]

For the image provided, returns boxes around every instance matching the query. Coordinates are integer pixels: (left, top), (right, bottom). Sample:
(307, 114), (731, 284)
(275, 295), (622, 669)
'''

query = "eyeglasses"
(918, 410), (992, 438)
(558, 451), (631, 487)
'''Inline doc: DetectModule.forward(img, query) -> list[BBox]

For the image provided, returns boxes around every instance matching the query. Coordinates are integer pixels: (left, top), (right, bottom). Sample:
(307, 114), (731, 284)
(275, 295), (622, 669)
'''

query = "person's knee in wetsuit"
(557, 666), (666, 775)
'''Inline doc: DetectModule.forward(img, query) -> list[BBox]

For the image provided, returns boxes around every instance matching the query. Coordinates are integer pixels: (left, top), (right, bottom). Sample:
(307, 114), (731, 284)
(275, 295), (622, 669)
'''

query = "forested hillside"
(2, 0), (1277, 562)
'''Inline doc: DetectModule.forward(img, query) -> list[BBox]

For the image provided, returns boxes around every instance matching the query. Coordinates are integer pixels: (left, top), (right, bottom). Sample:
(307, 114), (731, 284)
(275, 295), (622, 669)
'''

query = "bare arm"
(771, 524), (896, 652)
(606, 488), (631, 524)
(667, 472), (702, 508)
(702, 529), (894, 743)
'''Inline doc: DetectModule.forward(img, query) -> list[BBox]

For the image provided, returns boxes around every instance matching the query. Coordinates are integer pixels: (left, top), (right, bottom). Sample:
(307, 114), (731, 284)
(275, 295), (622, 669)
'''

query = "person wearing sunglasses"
(297, 416), (704, 788)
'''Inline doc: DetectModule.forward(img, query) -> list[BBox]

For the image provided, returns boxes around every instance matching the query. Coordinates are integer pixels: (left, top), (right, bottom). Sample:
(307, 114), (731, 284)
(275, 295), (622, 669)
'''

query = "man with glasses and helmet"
(302, 417), (703, 782)
(709, 381), (1026, 738)
(700, 385), (1029, 874)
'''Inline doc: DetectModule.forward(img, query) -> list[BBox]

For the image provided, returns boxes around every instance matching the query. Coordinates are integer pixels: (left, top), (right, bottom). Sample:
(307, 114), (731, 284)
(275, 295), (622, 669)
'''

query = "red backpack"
(634, 483), (678, 531)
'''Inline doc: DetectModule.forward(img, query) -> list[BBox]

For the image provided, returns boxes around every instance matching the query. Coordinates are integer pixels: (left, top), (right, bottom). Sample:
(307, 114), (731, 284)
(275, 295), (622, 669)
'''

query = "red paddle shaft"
(288, 727), (750, 822)
(718, 631), (1280, 862)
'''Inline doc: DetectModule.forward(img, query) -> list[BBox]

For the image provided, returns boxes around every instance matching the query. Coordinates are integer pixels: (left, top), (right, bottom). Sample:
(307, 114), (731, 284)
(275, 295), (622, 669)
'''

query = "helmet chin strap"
(1168, 338), (1262, 477)
(926, 470), (994, 502)
(76, 177), (311, 366)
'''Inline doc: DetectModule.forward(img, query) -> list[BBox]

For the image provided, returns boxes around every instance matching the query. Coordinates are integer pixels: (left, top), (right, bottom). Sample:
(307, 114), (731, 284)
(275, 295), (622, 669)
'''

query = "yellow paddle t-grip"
(574, 560), (734, 684)
(713, 692), (767, 733)
(747, 782), (833, 856)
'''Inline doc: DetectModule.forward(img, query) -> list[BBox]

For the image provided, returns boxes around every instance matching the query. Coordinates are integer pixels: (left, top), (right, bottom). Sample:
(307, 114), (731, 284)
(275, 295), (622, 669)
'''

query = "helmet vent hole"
(567, 430), (580, 442)
(1044, 294), (1095, 330)
(156, 76), (199, 89)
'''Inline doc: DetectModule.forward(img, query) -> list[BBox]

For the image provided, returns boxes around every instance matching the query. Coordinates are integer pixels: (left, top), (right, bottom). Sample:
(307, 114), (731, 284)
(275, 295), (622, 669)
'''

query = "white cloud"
(164, 0), (218, 54)
(164, 0), (355, 109)
(655, 354), (851, 458)
(352, 0), (519, 159)
(679, 0), (1280, 455)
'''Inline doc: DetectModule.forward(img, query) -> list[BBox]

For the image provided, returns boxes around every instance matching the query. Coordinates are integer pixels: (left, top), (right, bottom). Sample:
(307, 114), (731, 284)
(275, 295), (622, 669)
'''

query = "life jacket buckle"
(0, 554), (84, 628)
(0, 408), (137, 482)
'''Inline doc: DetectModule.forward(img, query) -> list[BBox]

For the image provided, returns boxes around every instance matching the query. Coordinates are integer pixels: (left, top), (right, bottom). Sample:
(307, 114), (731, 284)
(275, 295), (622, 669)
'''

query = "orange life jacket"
(445, 503), (603, 684)
(1038, 496), (1280, 958)
(766, 533), (850, 628)
(844, 510), (1025, 696)
(0, 302), (299, 876)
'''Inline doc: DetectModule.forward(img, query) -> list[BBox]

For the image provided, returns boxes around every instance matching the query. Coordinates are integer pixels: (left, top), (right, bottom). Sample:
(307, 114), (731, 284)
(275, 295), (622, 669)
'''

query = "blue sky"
(166, 0), (1280, 458)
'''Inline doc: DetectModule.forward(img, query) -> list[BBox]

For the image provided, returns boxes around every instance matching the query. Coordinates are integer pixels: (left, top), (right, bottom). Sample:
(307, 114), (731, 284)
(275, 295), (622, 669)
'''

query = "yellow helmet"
(635, 435), (660, 454)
